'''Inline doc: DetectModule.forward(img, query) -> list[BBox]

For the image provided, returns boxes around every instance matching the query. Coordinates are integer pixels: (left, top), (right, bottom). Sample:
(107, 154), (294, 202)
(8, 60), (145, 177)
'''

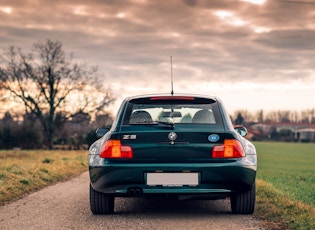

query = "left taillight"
(212, 139), (245, 158)
(100, 140), (133, 159)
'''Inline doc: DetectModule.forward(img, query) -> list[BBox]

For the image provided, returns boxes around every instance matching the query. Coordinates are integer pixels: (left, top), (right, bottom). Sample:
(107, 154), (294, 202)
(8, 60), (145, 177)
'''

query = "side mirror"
(234, 126), (247, 137)
(96, 127), (110, 138)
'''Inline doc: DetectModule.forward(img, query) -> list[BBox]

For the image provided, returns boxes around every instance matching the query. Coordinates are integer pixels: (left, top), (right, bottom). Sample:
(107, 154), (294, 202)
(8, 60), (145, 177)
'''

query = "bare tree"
(233, 110), (254, 124)
(256, 110), (264, 123)
(0, 39), (114, 149)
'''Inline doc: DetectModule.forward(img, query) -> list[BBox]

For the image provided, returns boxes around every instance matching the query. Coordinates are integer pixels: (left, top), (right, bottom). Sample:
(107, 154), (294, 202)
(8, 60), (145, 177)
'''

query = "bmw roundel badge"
(208, 134), (219, 142)
(168, 132), (177, 141)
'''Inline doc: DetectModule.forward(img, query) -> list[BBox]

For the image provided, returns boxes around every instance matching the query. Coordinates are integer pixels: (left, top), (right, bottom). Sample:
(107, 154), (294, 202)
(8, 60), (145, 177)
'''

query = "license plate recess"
(146, 173), (199, 186)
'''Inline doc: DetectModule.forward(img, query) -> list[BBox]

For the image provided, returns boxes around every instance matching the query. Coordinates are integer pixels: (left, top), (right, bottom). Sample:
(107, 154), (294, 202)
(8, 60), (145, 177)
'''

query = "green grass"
(254, 142), (315, 229)
(0, 150), (88, 205)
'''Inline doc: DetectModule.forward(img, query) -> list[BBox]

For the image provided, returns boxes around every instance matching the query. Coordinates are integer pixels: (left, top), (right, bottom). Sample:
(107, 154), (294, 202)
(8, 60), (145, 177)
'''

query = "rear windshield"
(122, 97), (223, 126)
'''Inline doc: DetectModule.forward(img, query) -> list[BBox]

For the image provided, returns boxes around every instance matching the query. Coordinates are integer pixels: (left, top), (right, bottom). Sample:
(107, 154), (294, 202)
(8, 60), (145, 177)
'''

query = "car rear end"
(89, 94), (257, 214)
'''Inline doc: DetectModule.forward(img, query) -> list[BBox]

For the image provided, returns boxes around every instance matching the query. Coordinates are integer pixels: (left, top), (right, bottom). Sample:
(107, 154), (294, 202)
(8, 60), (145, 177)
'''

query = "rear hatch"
(105, 95), (240, 163)
(117, 125), (233, 163)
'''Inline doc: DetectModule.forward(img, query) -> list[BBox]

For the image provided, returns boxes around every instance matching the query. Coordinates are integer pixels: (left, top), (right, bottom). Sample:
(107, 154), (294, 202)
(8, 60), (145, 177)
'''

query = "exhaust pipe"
(127, 187), (143, 197)
(128, 188), (136, 196)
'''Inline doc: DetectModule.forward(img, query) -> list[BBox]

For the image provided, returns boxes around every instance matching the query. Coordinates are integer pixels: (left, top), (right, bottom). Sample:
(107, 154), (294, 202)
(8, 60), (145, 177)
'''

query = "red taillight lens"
(212, 140), (245, 158)
(100, 140), (133, 159)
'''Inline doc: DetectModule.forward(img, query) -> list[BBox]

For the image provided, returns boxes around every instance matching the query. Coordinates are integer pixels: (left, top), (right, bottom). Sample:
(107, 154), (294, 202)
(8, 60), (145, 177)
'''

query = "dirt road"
(0, 172), (264, 230)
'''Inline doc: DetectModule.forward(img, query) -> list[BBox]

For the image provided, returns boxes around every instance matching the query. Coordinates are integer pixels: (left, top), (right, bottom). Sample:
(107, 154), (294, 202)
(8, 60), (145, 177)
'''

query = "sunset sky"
(1, 0), (315, 115)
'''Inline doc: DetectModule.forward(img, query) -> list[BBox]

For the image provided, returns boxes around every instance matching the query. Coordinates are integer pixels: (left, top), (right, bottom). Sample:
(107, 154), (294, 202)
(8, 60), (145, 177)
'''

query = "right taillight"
(100, 140), (133, 159)
(212, 139), (245, 158)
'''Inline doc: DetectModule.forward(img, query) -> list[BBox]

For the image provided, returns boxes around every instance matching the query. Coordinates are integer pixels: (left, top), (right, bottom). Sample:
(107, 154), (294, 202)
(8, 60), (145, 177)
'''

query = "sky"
(1, 0), (315, 115)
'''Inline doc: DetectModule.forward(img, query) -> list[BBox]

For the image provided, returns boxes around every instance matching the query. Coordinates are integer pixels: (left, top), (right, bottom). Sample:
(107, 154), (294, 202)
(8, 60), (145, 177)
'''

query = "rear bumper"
(89, 159), (256, 197)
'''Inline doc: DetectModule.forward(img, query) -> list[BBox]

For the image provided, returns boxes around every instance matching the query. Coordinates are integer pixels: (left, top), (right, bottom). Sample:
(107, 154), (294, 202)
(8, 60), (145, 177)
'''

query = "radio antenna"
(170, 56), (174, 95)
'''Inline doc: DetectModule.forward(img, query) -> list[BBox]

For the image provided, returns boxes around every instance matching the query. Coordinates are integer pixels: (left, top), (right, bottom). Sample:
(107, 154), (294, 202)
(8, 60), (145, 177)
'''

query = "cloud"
(1, 0), (315, 112)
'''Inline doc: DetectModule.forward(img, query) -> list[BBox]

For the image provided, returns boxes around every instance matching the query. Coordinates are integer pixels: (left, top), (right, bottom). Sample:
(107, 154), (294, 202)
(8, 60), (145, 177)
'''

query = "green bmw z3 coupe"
(88, 94), (257, 215)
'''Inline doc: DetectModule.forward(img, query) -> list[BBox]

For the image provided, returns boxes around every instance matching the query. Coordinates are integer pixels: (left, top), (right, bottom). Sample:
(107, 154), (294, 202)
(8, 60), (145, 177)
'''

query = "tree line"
(2, 106), (315, 149)
(0, 111), (113, 149)
(232, 109), (315, 125)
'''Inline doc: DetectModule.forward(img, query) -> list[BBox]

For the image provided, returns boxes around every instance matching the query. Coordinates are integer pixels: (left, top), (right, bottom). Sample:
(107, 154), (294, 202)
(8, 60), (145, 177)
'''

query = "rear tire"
(90, 184), (114, 214)
(231, 183), (256, 214)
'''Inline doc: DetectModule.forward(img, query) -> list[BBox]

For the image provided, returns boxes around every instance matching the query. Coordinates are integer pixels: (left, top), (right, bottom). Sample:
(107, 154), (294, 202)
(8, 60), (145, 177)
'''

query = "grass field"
(0, 150), (87, 205)
(254, 142), (315, 229)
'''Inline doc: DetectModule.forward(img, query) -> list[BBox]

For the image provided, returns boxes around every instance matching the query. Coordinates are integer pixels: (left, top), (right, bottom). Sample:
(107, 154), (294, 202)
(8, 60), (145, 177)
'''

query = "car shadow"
(113, 197), (231, 217)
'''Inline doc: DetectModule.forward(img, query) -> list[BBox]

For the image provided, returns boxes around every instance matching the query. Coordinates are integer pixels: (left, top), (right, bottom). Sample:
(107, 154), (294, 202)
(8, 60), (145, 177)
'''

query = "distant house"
(245, 126), (264, 141)
(246, 122), (315, 142)
(295, 128), (315, 142)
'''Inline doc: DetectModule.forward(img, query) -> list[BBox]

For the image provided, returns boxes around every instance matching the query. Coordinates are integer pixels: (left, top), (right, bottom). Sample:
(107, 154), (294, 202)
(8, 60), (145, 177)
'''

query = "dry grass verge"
(0, 150), (87, 205)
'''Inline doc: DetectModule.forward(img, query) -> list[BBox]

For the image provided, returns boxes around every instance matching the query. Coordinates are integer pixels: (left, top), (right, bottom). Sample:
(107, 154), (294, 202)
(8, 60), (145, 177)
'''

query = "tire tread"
(231, 183), (256, 214)
(90, 184), (114, 214)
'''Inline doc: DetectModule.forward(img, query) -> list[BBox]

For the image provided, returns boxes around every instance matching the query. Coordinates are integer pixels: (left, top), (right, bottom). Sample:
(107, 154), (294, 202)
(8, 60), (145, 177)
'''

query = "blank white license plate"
(146, 173), (199, 186)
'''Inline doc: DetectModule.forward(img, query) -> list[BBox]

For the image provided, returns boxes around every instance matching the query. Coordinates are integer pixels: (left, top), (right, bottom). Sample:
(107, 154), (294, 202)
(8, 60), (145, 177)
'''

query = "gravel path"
(0, 172), (265, 230)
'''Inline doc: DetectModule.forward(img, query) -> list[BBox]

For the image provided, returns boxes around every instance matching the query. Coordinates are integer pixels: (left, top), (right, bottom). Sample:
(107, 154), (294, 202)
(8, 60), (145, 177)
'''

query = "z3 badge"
(123, 135), (137, 140)
(208, 134), (219, 142)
